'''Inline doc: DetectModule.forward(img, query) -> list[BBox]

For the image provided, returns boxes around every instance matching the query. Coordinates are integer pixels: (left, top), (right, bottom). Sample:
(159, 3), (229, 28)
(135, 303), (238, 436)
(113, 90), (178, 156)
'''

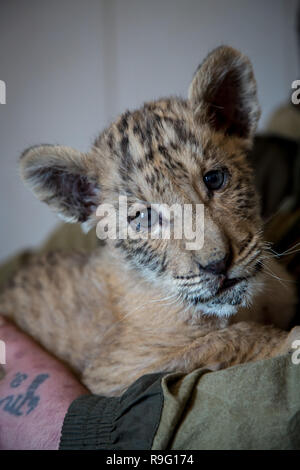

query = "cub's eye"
(203, 169), (227, 191)
(128, 207), (158, 232)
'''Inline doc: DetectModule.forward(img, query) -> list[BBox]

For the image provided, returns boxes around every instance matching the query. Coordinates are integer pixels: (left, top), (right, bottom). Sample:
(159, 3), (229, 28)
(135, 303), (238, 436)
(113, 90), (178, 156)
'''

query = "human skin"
(0, 316), (89, 450)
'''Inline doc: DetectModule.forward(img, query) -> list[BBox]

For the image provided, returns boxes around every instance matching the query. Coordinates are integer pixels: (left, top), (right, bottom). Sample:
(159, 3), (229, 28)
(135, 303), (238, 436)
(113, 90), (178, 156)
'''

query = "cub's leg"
(176, 322), (300, 369)
(83, 322), (300, 396)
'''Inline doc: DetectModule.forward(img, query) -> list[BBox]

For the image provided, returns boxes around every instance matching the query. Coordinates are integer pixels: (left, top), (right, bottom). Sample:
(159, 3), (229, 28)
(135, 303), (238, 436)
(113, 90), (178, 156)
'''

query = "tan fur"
(0, 46), (299, 396)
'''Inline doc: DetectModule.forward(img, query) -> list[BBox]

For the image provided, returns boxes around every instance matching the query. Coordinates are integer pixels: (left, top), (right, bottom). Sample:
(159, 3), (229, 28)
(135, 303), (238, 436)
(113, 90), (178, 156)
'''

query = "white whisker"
(258, 261), (295, 288)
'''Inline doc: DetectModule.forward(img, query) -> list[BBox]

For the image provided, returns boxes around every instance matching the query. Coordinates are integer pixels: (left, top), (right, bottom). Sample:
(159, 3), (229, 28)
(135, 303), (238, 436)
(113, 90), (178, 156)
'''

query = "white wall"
(0, 0), (298, 262)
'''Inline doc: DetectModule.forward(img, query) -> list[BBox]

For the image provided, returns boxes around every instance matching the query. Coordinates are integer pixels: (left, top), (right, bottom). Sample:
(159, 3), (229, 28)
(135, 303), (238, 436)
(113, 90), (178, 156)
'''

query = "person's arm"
(0, 316), (89, 450)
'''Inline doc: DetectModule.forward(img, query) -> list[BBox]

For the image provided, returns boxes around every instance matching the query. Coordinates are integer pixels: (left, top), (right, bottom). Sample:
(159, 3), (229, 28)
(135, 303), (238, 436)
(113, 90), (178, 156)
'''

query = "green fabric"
(59, 373), (165, 450)
(153, 354), (300, 450)
(58, 355), (300, 450)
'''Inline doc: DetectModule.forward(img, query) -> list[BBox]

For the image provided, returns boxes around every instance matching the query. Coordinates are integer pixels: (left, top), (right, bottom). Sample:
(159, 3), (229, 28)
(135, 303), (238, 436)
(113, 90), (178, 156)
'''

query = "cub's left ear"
(19, 144), (101, 228)
(188, 46), (260, 140)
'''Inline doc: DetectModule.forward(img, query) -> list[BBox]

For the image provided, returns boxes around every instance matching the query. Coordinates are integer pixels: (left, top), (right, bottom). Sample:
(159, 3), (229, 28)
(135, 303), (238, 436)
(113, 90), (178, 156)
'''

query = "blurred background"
(0, 0), (299, 263)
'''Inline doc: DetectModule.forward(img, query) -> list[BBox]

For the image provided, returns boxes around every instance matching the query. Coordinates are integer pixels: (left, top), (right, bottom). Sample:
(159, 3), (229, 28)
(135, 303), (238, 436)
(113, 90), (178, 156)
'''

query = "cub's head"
(20, 46), (264, 317)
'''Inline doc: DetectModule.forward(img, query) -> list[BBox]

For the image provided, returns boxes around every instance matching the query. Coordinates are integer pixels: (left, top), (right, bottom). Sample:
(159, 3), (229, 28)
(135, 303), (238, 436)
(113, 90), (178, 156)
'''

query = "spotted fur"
(1, 46), (299, 395)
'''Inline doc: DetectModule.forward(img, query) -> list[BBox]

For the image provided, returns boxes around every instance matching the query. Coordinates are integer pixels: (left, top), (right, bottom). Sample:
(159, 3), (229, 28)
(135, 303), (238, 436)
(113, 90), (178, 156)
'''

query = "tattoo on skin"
(10, 372), (28, 387)
(0, 372), (49, 416)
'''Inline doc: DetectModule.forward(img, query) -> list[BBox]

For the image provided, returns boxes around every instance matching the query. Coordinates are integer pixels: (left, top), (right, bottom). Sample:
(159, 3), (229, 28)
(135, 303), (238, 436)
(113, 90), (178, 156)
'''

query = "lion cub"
(0, 46), (298, 396)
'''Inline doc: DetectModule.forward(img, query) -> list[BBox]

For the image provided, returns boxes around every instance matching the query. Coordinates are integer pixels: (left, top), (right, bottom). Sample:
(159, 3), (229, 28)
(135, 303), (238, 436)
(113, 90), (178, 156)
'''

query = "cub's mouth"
(193, 277), (248, 304)
(175, 269), (263, 314)
(175, 260), (263, 307)
(217, 276), (245, 293)
(176, 276), (247, 305)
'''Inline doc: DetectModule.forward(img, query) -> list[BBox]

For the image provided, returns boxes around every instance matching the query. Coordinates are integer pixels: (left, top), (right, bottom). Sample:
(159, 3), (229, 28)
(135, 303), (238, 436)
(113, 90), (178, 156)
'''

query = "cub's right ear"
(188, 46), (260, 141)
(19, 144), (101, 228)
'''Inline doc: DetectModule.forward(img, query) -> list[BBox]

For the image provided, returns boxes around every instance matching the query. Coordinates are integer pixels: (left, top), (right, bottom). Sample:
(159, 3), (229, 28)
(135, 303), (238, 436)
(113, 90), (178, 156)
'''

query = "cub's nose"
(198, 253), (232, 275)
